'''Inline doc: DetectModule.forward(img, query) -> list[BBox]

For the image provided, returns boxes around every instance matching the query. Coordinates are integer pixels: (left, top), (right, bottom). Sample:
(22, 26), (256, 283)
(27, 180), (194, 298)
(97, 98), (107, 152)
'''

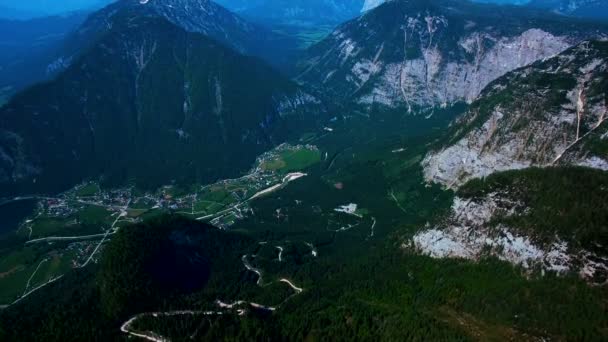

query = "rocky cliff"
(412, 40), (608, 283)
(422, 40), (608, 188)
(411, 167), (608, 284)
(297, 0), (607, 109)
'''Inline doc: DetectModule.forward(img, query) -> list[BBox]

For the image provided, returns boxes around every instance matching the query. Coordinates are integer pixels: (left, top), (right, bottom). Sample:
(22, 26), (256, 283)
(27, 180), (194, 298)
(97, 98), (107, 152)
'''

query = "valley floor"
(0, 107), (606, 340)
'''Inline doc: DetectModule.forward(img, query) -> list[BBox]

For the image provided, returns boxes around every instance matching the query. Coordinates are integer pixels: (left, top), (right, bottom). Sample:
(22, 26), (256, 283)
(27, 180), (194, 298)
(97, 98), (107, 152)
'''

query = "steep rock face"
(54, 0), (295, 73)
(297, 0), (607, 109)
(411, 168), (608, 284)
(0, 16), (322, 193)
(423, 40), (608, 187)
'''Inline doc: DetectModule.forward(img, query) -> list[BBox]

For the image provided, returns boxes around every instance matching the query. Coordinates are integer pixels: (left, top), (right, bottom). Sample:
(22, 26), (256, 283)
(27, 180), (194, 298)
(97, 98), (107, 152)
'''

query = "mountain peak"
(56, 0), (295, 73)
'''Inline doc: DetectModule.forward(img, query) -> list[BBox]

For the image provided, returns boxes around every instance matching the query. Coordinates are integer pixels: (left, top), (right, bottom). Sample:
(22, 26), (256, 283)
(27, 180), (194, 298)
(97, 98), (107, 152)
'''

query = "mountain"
(529, 0), (608, 20)
(412, 40), (608, 286)
(0, 13), (321, 194)
(422, 40), (608, 188)
(296, 0), (608, 110)
(50, 0), (297, 74)
(0, 12), (88, 103)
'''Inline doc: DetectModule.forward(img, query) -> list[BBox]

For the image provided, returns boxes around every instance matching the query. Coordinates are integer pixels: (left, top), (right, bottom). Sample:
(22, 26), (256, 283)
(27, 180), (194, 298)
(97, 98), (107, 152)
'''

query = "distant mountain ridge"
(0, 12), (88, 100)
(529, 0), (608, 20)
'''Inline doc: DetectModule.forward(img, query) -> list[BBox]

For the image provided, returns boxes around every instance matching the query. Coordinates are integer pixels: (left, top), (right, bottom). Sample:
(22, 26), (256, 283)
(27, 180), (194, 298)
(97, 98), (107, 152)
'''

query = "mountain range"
(0, 0), (608, 340)
(529, 0), (608, 20)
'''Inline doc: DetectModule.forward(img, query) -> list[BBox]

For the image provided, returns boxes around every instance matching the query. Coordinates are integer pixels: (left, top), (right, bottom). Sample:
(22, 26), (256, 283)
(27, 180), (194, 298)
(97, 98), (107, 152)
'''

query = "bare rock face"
(412, 40), (608, 284)
(410, 191), (607, 283)
(423, 40), (608, 188)
(359, 29), (569, 108)
(297, 0), (607, 109)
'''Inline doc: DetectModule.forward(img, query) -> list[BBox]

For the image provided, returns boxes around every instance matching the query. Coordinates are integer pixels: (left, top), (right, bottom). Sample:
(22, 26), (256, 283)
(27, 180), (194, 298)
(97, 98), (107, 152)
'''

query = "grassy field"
(261, 148), (321, 173)
(74, 183), (100, 197)
(27, 205), (112, 239)
(0, 244), (81, 305)
(0, 248), (42, 304)
(295, 26), (333, 49)
(28, 252), (75, 290)
(77, 205), (112, 225)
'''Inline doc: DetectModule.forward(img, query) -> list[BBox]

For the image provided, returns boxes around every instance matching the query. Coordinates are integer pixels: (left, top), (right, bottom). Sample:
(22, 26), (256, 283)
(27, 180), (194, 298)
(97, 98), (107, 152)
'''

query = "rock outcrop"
(422, 40), (608, 188)
(411, 188), (607, 284)
(297, 0), (607, 109)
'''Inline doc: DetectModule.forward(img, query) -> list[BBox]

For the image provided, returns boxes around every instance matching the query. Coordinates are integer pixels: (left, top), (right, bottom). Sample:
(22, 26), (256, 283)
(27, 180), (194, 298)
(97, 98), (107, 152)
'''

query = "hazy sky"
(0, 0), (114, 17)
(0, 0), (534, 19)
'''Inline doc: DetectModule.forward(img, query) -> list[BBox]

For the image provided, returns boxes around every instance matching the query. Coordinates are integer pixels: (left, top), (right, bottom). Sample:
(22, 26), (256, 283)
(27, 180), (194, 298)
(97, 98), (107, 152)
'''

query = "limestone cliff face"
(410, 173), (608, 284)
(297, 0), (607, 109)
(422, 40), (608, 188)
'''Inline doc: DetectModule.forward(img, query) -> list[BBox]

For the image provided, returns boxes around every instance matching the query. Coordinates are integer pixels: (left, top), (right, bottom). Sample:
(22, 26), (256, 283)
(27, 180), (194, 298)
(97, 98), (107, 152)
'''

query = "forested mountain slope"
(0, 14), (321, 194)
(50, 0), (298, 75)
